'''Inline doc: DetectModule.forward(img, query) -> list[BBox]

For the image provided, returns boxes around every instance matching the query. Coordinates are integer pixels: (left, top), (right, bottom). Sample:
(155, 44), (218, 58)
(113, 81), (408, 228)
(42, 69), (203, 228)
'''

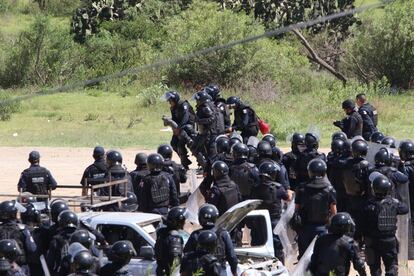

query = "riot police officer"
(398, 140), (414, 225)
(140, 153), (179, 215)
(204, 85), (231, 133)
(309, 212), (366, 276)
(155, 207), (186, 276)
(129, 152), (149, 201)
(100, 240), (136, 276)
(0, 239), (26, 276)
(163, 90), (196, 169)
(46, 210), (79, 275)
(183, 204), (238, 276)
(331, 131), (348, 142)
(333, 99), (363, 138)
(356, 93), (378, 126)
(68, 250), (97, 276)
(373, 147), (408, 199)
(70, 230), (102, 272)
(180, 230), (223, 276)
(229, 143), (260, 200)
(370, 131), (385, 143)
(381, 136), (397, 148)
(192, 90), (225, 170)
(362, 175), (408, 276)
(327, 139), (349, 212)
(226, 96), (259, 143)
(0, 201), (37, 267)
(294, 159), (337, 258)
(282, 133), (306, 191)
(17, 151), (57, 199)
(251, 162), (291, 263)
(213, 135), (233, 166)
(158, 144), (187, 195)
(80, 146), (106, 195)
(205, 161), (241, 215)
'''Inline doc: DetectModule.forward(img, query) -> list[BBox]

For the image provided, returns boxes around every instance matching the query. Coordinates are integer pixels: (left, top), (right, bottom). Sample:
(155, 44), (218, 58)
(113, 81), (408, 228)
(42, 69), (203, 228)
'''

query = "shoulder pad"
(201, 106), (213, 115)
(361, 110), (368, 115)
(17, 223), (26, 230)
(242, 109), (248, 114)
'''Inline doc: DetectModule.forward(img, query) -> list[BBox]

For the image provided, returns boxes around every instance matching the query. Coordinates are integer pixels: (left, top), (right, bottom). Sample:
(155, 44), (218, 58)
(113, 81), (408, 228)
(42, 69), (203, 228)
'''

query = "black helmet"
(381, 136), (396, 148)
(257, 141), (272, 157)
(192, 90), (212, 106)
(232, 143), (249, 160)
(351, 140), (368, 158)
(291, 133), (305, 151)
(331, 139), (346, 155)
(399, 140), (414, 161)
(211, 161), (229, 179)
(163, 91), (180, 103)
(28, 150), (40, 162)
(73, 250), (94, 273)
(370, 131), (385, 143)
(106, 150), (123, 165)
(198, 204), (219, 228)
(226, 96), (241, 107)
(331, 131), (347, 142)
(0, 240), (21, 262)
(0, 201), (17, 221)
(271, 147), (283, 163)
(157, 144), (173, 160)
(70, 230), (94, 249)
(51, 200), (69, 223)
(147, 153), (164, 172)
(165, 207), (187, 229)
(203, 85), (220, 100)
(374, 148), (392, 166)
(198, 230), (217, 253)
(305, 133), (319, 150)
(108, 240), (136, 264)
(120, 192), (138, 212)
(262, 134), (276, 148)
(372, 175), (391, 198)
(216, 137), (230, 154)
(329, 213), (354, 235)
(58, 210), (79, 229)
(307, 159), (327, 178)
(259, 162), (280, 181)
(342, 99), (355, 110)
(21, 203), (41, 225)
(134, 153), (148, 166)
(93, 146), (105, 159)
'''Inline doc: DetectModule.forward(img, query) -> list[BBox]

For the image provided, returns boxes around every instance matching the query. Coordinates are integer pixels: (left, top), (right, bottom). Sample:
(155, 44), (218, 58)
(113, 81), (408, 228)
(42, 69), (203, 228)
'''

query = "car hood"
(215, 200), (262, 232)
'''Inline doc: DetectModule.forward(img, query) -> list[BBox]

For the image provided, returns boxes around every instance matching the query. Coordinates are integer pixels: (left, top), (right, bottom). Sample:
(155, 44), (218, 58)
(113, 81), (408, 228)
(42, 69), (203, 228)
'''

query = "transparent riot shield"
(367, 142), (399, 164)
(185, 186), (205, 224)
(291, 236), (317, 276)
(396, 179), (412, 275)
(273, 199), (297, 269)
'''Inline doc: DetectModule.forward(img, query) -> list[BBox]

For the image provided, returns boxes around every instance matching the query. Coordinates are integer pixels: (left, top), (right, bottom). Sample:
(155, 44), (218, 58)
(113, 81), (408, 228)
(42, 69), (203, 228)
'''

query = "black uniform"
(140, 171), (178, 215)
(374, 165), (408, 199)
(339, 110), (363, 138)
(282, 150), (302, 191)
(129, 165), (150, 204)
(309, 234), (366, 276)
(295, 178), (336, 258)
(99, 263), (132, 276)
(358, 104), (378, 141)
(251, 178), (289, 262)
(46, 228), (77, 275)
(80, 158), (106, 186)
(232, 104), (259, 143)
(362, 102), (378, 126)
(229, 159), (260, 200)
(170, 100), (196, 168)
(327, 152), (349, 212)
(18, 164), (57, 197)
(162, 159), (187, 195)
(215, 98), (231, 132)
(399, 160), (414, 223)
(206, 175), (241, 215)
(154, 227), (184, 276)
(295, 150), (327, 187)
(362, 196), (408, 276)
(180, 250), (223, 276)
(0, 221), (37, 266)
(183, 228), (238, 274)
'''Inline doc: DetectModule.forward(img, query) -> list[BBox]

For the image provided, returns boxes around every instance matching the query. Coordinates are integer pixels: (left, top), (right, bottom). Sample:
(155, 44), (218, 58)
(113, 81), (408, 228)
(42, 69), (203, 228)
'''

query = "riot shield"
(396, 179), (412, 274)
(367, 142), (399, 164)
(273, 200), (297, 267)
(185, 186), (205, 224)
(247, 136), (260, 149)
(291, 236), (317, 276)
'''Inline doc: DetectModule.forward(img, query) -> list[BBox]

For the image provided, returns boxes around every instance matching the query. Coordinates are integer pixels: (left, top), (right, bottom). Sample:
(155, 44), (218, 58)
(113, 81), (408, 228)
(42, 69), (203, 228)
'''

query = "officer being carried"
(18, 151), (57, 200)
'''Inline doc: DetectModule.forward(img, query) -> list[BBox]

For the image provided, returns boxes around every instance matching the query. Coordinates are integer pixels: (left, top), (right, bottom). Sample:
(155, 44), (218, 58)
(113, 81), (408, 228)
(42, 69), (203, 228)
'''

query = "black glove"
(333, 121), (342, 128)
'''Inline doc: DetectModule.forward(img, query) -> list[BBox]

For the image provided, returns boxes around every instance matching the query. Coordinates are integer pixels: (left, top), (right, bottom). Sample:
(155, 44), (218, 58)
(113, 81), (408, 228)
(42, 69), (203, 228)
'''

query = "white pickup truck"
(78, 200), (289, 276)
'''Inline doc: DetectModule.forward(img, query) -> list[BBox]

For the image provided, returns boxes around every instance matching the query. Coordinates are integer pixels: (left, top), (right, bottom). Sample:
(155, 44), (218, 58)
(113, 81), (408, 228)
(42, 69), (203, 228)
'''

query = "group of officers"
(1, 85), (413, 276)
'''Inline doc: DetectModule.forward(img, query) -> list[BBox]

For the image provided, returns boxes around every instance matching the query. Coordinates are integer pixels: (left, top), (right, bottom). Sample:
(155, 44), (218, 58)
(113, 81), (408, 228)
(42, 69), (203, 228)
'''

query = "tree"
(217, 0), (358, 84)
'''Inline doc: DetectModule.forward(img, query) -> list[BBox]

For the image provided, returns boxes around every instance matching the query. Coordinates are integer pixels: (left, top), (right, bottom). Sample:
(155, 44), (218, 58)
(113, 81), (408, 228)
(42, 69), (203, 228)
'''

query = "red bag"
(258, 118), (270, 135)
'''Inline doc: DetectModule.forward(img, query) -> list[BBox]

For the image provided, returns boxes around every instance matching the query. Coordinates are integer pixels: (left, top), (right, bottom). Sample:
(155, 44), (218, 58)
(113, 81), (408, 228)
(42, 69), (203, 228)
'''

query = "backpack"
(377, 198), (398, 233)
(230, 162), (255, 197)
(146, 174), (170, 205)
(301, 187), (330, 224)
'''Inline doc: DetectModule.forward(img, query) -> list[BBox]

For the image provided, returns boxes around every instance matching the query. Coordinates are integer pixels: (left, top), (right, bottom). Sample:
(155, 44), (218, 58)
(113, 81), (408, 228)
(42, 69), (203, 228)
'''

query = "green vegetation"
(0, 0), (413, 149)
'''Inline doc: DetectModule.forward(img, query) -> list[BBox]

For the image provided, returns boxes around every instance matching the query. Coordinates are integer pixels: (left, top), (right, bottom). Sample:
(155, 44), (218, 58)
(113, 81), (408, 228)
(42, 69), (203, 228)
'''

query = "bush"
(0, 91), (21, 121)
(162, 1), (310, 94)
(342, 0), (414, 89)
